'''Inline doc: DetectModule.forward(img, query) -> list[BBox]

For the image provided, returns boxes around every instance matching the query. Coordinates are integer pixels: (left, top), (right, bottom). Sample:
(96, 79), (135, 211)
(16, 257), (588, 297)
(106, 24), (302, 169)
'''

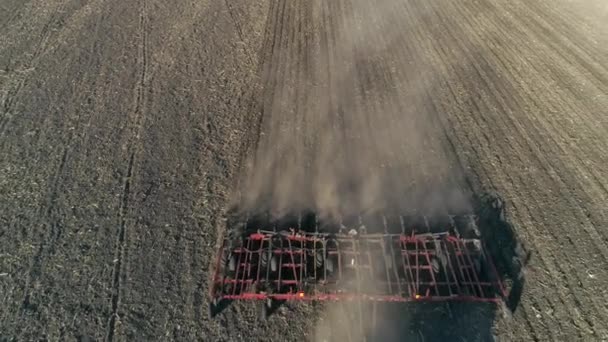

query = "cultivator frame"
(208, 214), (507, 318)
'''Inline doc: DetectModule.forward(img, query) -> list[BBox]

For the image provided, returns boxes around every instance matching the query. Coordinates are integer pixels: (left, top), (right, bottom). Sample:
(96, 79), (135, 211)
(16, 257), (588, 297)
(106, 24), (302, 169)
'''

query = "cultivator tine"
(452, 238), (478, 296)
(358, 215), (366, 234)
(337, 238), (343, 281)
(399, 215), (406, 234)
(338, 215), (346, 234)
(366, 238), (374, 281)
(301, 237), (306, 284)
(442, 239), (461, 295)
(269, 212), (275, 232)
(461, 241), (484, 296)
(323, 240), (328, 282)
(380, 237), (392, 294)
(423, 239), (440, 296)
(286, 239), (297, 289)
(389, 238), (403, 295)
(480, 242), (508, 298)
(448, 215), (458, 236)
(423, 215), (430, 233)
(401, 238), (415, 297)
(277, 238), (284, 291)
(382, 215), (388, 234)
(297, 213), (302, 231)
(231, 239), (243, 296)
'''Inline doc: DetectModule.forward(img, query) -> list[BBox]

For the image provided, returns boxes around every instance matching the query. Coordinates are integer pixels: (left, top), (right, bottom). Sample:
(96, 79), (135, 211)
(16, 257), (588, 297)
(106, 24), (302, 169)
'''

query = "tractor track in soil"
(1, 0), (608, 341)
(106, 0), (149, 340)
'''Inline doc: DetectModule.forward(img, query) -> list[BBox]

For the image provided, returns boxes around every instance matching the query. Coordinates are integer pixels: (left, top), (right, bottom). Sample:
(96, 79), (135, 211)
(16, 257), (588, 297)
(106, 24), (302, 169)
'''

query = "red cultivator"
(208, 214), (507, 318)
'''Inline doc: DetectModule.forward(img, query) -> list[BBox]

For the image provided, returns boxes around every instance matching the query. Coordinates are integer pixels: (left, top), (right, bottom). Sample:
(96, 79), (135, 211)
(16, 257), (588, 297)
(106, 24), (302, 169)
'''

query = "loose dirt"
(1, 0), (607, 341)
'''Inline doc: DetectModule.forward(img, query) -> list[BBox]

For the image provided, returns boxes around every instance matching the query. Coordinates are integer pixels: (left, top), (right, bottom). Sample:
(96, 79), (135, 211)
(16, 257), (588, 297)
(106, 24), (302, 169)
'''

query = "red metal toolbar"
(209, 229), (506, 305)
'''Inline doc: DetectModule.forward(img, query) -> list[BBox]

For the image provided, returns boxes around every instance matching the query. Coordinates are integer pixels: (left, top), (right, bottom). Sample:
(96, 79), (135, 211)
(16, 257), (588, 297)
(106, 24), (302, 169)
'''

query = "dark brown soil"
(1, 0), (607, 341)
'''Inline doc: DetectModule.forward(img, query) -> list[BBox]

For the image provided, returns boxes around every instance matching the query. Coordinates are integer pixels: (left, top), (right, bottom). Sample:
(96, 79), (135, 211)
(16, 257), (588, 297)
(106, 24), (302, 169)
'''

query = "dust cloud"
(236, 0), (469, 221)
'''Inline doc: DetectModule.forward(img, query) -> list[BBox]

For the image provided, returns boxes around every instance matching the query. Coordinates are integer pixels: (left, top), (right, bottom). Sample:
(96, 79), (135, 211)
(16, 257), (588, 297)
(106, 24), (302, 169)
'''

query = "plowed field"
(1, 0), (607, 341)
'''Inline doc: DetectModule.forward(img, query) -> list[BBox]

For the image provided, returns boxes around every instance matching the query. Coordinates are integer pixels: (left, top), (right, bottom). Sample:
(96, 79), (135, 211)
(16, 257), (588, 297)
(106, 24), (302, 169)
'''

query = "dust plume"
(236, 0), (469, 221)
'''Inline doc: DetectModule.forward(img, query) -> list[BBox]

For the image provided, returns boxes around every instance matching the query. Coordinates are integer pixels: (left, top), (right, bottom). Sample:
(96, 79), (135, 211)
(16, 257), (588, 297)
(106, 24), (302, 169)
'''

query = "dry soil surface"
(1, 0), (607, 341)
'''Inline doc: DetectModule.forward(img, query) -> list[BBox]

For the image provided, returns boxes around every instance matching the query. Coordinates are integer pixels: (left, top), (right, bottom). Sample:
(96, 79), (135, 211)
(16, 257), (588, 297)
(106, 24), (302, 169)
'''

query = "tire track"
(19, 145), (71, 315)
(106, 0), (149, 340)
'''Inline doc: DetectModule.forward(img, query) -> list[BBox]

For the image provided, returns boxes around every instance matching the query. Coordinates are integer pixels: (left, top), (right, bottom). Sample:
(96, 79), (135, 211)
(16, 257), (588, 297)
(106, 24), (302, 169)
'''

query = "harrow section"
(209, 214), (507, 317)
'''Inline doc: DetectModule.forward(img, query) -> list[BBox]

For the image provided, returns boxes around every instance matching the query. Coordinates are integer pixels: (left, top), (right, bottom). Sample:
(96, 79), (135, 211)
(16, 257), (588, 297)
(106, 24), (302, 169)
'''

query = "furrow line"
(106, 0), (149, 339)
(106, 152), (135, 342)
